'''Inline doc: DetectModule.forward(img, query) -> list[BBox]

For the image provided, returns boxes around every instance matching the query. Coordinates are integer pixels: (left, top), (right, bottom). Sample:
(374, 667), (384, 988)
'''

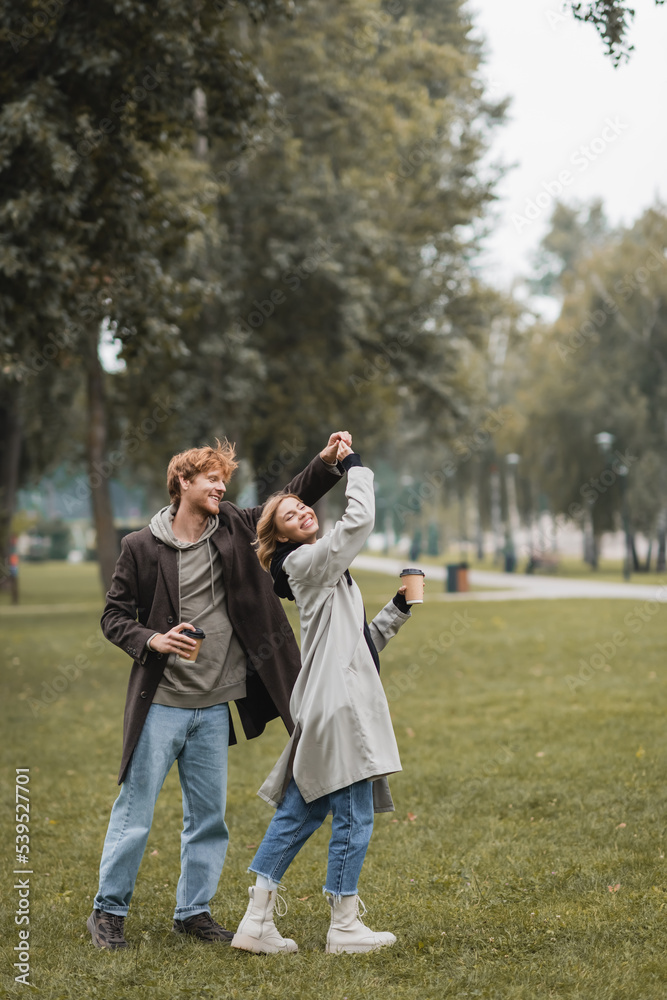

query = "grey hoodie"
(149, 505), (247, 708)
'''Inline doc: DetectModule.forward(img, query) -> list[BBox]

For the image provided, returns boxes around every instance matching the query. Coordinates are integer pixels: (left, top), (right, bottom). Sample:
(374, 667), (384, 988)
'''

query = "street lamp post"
(504, 453), (521, 572)
(617, 464), (632, 581)
(591, 431), (614, 568)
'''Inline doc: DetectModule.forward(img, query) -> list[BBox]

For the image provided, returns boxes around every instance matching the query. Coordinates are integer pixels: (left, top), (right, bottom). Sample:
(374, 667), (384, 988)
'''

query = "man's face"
(275, 497), (319, 544)
(180, 467), (226, 516)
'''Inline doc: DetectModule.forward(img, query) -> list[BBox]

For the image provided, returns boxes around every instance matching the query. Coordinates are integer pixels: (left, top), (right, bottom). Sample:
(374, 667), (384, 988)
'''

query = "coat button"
(167, 616), (174, 624)
(140, 691), (148, 699)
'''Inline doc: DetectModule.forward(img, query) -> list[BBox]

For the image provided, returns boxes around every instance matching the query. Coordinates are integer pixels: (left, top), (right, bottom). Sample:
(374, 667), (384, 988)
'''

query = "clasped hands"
(320, 431), (353, 464)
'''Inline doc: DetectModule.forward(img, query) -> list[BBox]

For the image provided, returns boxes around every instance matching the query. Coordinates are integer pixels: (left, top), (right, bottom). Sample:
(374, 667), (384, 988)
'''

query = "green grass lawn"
(0, 560), (105, 607)
(2, 564), (667, 999)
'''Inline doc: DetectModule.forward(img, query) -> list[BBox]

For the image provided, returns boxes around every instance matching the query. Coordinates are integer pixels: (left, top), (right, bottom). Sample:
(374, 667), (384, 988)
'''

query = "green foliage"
(0, 0), (290, 482)
(1, 0), (509, 523)
(570, 0), (666, 64)
(529, 200), (611, 298)
(516, 202), (667, 539)
(0, 0), (297, 572)
(167, 0), (510, 479)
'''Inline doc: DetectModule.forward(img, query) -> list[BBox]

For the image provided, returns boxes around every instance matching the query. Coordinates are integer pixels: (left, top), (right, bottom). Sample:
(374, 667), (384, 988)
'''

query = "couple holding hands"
(88, 431), (416, 955)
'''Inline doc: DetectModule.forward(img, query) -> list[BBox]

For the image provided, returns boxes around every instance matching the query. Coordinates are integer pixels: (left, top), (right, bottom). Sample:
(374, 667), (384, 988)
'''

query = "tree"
(515, 202), (667, 568)
(192, 0), (509, 489)
(529, 200), (611, 298)
(0, 0), (290, 589)
(569, 1), (666, 64)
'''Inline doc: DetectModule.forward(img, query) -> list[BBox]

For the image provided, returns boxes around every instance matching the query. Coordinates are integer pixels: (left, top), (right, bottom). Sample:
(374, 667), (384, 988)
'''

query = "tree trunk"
(85, 339), (119, 593)
(0, 384), (22, 602)
(583, 503), (597, 568)
(657, 509), (666, 572)
(489, 464), (502, 563)
(193, 87), (208, 160)
(475, 466), (484, 561)
(644, 539), (652, 573)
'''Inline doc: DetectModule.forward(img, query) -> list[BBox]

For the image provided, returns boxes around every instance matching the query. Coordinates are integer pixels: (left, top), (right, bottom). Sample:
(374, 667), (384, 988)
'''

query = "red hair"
(167, 439), (238, 507)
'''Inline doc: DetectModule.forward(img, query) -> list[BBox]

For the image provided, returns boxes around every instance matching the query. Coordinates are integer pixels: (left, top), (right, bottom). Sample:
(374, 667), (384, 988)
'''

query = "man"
(87, 432), (350, 950)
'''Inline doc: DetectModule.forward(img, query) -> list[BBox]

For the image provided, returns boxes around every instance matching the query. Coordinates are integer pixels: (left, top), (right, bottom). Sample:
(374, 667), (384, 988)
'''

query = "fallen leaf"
(616, 822), (626, 829)
(536, 752), (545, 758)
(608, 883), (620, 893)
(406, 727), (415, 738)
(636, 746), (645, 758)
(245, 843), (258, 850)
(150, 849), (159, 856)
(297, 895), (312, 901)
(407, 812), (417, 822)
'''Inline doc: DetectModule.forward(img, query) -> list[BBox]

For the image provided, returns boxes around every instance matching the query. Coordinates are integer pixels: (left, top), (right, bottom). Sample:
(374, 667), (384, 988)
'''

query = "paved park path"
(352, 555), (667, 602)
(2, 560), (666, 614)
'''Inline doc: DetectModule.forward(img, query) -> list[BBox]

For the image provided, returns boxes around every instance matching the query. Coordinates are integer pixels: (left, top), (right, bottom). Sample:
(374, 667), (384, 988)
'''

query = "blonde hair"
(167, 438), (238, 507)
(254, 492), (302, 572)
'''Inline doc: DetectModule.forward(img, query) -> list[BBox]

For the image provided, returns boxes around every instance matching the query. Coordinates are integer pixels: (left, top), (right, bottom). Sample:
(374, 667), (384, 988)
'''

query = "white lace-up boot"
(325, 894), (397, 954)
(231, 886), (298, 954)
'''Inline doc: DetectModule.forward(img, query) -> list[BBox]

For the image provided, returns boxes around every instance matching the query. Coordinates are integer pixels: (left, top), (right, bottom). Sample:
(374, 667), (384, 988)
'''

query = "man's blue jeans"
(249, 778), (374, 899)
(94, 703), (230, 920)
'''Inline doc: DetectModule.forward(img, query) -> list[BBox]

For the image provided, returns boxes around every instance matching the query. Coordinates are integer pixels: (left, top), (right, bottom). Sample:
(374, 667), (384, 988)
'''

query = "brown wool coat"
(101, 455), (342, 784)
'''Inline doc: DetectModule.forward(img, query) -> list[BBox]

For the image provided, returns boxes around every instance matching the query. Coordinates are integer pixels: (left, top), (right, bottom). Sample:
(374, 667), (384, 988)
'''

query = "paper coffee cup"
(178, 626), (205, 663)
(400, 568), (425, 604)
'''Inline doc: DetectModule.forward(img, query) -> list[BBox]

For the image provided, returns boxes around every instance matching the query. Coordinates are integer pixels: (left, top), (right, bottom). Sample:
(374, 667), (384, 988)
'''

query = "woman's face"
(275, 497), (319, 544)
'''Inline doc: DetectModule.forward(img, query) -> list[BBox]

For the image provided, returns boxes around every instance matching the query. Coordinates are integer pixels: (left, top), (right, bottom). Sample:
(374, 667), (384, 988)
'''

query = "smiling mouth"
(302, 516), (315, 529)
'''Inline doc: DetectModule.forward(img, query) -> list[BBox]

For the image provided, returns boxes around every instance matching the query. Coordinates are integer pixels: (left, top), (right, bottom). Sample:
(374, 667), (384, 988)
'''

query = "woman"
(231, 442), (414, 955)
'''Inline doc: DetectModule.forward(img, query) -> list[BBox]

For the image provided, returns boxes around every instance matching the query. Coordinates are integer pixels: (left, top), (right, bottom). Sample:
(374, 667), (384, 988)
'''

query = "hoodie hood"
(149, 504), (219, 549)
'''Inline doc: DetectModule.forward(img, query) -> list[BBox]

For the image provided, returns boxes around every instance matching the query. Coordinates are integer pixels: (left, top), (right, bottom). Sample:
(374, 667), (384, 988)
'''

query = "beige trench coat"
(257, 465), (409, 811)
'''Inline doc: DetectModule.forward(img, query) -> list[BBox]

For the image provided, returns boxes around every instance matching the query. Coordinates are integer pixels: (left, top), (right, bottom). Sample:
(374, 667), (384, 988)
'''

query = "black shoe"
(87, 909), (129, 950)
(172, 911), (234, 943)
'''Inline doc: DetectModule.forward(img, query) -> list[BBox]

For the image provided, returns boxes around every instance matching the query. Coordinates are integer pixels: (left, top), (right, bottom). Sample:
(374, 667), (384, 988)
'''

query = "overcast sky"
(468, 0), (667, 291)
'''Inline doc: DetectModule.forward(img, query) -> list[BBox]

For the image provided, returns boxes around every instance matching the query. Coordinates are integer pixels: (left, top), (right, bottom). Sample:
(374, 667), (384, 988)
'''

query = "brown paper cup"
(400, 568), (425, 604)
(178, 627), (205, 663)
(187, 637), (203, 662)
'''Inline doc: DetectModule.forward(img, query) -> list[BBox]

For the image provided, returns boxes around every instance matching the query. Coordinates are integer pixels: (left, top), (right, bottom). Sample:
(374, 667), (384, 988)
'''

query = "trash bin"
(504, 552), (516, 573)
(446, 563), (460, 593)
(457, 562), (469, 592)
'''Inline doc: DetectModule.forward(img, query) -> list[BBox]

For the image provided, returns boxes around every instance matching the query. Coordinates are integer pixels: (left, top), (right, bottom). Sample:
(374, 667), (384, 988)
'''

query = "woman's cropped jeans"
(249, 777), (374, 899)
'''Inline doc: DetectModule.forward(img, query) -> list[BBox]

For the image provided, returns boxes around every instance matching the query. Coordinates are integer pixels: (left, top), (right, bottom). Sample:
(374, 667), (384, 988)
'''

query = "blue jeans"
(250, 778), (374, 899)
(94, 703), (230, 920)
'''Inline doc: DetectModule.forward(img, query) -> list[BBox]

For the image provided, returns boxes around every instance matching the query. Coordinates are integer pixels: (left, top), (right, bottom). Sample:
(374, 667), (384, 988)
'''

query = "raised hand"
(320, 431), (352, 464)
(336, 439), (353, 461)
